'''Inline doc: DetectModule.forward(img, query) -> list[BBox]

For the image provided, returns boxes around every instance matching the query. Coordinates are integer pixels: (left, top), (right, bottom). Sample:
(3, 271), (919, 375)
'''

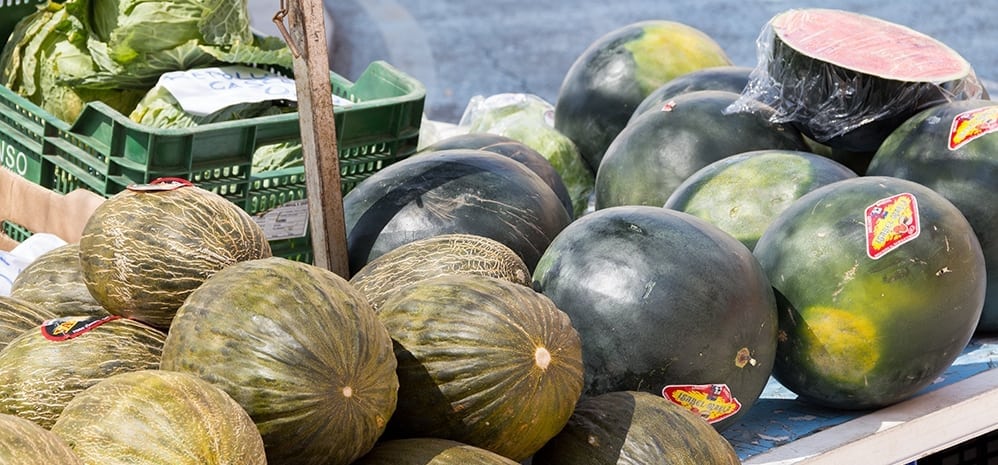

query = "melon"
(160, 257), (398, 465)
(554, 20), (733, 172)
(10, 243), (107, 318)
(78, 179), (272, 330)
(753, 176), (986, 409)
(0, 413), (83, 465)
(348, 234), (531, 311)
(50, 370), (266, 465)
(421, 133), (574, 218)
(734, 8), (986, 152)
(0, 315), (165, 428)
(343, 149), (572, 274)
(531, 206), (777, 430)
(458, 93), (595, 217)
(532, 391), (741, 465)
(866, 99), (998, 332)
(664, 150), (858, 250)
(0, 295), (56, 351)
(352, 438), (520, 465)
(628, 65), (753, 124)
(377, 274), (584, 461)
(596, 90), (810, 209)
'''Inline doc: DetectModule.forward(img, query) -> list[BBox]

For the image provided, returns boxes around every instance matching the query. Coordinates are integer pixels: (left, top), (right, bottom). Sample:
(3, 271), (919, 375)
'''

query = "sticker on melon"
(864, 193), (920, 260)
(662, 384), (742, 424)
(949, 106), (998, 150)
(41, 315), (121, 342)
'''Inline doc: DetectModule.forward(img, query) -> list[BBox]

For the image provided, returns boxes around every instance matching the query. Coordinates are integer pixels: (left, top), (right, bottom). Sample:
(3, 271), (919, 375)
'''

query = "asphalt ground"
(251, 0), (998, 124)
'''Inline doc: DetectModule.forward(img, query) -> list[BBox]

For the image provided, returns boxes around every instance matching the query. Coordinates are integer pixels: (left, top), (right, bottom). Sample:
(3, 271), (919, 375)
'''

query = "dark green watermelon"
(343, 149), (572, 274)
(866, 99), (998, 332)
(554, 20), (732, 172)
(420, 133), (574, 218)
(754, 176), (985, 409)
(596, 90), (810, 209)
(736, 8), (985, 152)
(532, 206), (777, 430)
(628, 65), (753, 124)
(664, 149), (857, 250)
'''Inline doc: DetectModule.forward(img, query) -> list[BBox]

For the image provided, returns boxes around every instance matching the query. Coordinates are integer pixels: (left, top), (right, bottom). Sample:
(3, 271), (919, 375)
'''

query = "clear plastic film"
(725, 8), (987, 152)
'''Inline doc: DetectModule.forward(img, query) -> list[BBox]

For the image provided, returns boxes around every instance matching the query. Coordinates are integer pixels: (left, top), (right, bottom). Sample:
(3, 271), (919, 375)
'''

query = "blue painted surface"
(723, 337), (998, 461)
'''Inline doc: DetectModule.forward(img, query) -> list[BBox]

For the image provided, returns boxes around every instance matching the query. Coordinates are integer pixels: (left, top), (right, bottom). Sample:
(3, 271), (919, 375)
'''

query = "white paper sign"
(156, 65), (354, 116)
(252, 199), (310, 241)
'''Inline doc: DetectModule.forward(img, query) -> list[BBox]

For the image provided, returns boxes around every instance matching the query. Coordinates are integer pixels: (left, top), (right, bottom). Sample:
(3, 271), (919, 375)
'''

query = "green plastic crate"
(1, 7), (425, 263)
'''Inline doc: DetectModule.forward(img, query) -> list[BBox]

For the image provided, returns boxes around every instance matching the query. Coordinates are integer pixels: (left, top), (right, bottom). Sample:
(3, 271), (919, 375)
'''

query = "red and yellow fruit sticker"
(662, 383), (742, 424)
(949, 106), (998, 150)
(865, 193), (920, 260)
(41, 315), (121, 342)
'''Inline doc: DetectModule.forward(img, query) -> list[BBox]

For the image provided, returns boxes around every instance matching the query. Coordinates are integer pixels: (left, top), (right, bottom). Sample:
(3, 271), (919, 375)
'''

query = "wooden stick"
(275, 0), (349, 276)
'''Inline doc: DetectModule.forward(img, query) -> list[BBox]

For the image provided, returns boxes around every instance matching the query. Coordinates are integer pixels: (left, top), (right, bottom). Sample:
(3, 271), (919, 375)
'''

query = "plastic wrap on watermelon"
(726, 8), (987, 152)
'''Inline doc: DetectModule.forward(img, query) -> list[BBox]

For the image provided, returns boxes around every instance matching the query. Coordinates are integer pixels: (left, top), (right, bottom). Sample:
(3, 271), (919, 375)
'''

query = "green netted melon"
(352, 438), (520, 465)
(0, 295), (57, 351)
(50, 369), (266, 465)
(349, 233), (531, 311)
(0, 413), (83, 465)
(554, 20), (733, 172)
(160, 257), (398, 465)
(78, 180), (272, 330)
(0, 315), (165, 428)
(378, 274), (584, 462)
(531, 391), (741, 465)
(9, 243), (107, 318)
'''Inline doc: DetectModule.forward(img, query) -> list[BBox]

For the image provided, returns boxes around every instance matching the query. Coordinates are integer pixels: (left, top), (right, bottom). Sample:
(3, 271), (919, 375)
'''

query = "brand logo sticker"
(662, 383), (742, 424)
(949, 106), (998, 150)
(865, 193), (920, 260)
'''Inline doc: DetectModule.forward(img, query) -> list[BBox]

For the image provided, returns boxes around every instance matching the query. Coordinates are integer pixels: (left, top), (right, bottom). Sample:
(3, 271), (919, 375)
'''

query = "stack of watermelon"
(0, 6), (994, 465)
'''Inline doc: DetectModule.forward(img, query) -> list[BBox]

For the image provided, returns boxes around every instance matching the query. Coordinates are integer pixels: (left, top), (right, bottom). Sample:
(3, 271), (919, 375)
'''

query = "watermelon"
(160, 257), (398, 465)
(420, 133), (574, 218)
(664, 149), (858, 250)
(753, 176), (986, 409)
(78, 179), (272, 330)
(0, 296), (56, 351)
(532, 206), (777, 430)
(348, 234), (531, 311)
(866, 99), (998, 332)
(343, 149), (572, 274)
(734, 8), (986, 152)
(532, 391), (741, 465)
(596, 90), (810, 209)
(377, 274), (584, 461)
(50, 370), (266, 465)
(352, 438), (520, 465)
(458, 93), (595, 217)
(0, 315), (165, 428)
(554, 20), (733, 172)
(9, 243), (107, 318)
(628, 65), (753, 124)
(0, 413), (83, 464)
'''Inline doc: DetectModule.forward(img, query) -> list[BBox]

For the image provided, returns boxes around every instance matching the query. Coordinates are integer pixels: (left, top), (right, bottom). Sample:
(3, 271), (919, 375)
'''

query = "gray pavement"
(250, 0), (997, 124)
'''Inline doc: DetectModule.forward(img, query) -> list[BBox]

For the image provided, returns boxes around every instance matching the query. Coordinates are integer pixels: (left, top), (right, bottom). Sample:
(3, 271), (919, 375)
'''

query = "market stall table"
(724, 337), (998, 464)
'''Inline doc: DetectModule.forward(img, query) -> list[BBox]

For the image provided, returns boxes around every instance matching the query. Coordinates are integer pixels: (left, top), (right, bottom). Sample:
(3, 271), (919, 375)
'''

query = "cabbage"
(1, 2), (145, 122)
(61, 0), (291, 89)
